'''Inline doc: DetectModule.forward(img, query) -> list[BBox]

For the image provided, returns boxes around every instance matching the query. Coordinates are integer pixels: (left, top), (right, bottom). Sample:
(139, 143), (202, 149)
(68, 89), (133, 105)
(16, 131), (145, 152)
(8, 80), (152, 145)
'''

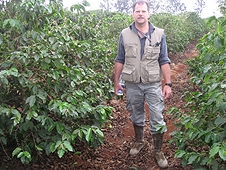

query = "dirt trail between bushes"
(0, 41), (199, 170)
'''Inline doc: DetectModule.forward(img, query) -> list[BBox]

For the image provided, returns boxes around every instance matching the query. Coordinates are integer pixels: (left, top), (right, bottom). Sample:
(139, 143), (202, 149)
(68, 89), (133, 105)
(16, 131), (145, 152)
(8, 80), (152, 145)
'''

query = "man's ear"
(132, 13), (135, 19)
(148, 12), (151, 18)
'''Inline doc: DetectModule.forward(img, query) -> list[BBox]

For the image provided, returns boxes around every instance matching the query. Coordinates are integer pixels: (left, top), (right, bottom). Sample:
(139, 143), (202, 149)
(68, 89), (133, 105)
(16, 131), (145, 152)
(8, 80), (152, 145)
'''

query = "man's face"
(132, 3), (150, 25)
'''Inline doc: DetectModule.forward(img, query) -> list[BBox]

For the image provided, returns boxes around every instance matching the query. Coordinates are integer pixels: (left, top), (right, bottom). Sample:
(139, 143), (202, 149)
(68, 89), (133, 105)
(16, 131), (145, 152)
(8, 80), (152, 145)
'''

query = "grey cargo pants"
(126, 81), (166, 134)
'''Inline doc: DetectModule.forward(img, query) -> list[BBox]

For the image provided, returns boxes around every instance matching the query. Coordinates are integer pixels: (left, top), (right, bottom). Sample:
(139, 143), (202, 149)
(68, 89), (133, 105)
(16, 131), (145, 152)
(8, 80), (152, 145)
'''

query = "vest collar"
(129, 22), (156, 35)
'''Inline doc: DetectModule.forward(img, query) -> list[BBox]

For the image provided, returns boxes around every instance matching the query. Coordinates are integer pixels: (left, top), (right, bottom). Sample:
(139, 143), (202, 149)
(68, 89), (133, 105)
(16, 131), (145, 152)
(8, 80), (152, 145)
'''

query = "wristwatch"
(165, 83), (172, 87)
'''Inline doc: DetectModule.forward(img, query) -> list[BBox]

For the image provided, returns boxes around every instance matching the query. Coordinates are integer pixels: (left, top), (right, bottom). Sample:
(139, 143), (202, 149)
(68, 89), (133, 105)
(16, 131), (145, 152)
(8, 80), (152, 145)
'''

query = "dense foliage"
(169, 15), (226, 169)
(101, 0), (188, 14)
(0, 0), (210, 167)
(150, 12), (207, 52)
(0, 0), (114, 163)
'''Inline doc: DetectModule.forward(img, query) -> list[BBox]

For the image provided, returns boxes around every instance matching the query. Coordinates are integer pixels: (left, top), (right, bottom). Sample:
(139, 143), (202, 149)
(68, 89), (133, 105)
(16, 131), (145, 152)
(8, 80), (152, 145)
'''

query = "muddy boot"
(153, 133), (168, 168)
(129, 125), (144, 156)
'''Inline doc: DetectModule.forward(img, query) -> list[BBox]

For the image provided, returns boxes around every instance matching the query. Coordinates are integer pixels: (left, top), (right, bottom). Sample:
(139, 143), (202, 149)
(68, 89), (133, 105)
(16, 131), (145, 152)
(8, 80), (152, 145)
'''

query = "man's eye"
(135, 11), (146, 14)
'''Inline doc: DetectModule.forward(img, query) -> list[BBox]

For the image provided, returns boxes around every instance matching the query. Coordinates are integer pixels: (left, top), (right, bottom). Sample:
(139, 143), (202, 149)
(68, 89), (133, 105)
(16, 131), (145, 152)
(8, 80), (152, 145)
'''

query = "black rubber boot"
(129, 125), (144, 156)
(153, 133), (168, 168)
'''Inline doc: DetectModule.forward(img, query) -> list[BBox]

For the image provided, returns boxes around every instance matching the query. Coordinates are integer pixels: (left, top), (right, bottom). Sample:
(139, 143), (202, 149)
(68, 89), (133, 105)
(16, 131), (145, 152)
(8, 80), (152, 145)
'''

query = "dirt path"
(68, 41), (199, 170)
(0, 41), (199, 170)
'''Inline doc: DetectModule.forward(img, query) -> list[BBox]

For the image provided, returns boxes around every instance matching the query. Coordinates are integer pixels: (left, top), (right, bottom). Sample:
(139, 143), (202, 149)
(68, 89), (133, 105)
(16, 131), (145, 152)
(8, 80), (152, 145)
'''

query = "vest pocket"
(145, 46), (160, 60)
(125, 44), (137, 58)
(141, 66), (161, 83)
(122, 67), (137, 82)
(147, 70), (161, 82)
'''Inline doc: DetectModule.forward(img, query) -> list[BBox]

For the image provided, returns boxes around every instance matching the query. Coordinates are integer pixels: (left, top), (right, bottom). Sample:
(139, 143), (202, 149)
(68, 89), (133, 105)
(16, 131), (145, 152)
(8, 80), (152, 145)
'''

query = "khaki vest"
(121, 27), (163, 84)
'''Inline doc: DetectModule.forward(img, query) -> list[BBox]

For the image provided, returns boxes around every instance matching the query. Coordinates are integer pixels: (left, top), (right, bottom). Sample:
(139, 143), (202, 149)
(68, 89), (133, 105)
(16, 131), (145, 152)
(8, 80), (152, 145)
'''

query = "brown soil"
(0, 41), (199, 170)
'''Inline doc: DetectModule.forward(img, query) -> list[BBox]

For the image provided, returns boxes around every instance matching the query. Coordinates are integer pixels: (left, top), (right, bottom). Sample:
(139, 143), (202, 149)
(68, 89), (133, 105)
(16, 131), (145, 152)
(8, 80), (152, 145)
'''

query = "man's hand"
(114, 62), (124, 95)
(114, 83), (124, 95)
(162, 85), (172, 100)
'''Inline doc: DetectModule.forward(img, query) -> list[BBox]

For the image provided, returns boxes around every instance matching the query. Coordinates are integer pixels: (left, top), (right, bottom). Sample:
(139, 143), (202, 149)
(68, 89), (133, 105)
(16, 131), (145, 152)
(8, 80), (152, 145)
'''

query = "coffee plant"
(0, 0), (114, 164)
(149, 12), (207, 53)
(169, 15), (226, 169)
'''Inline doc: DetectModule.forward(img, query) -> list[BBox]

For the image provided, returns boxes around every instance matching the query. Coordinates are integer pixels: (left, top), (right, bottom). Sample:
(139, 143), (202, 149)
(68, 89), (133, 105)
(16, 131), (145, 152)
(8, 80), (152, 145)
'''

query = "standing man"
(114, 0), (172, 168)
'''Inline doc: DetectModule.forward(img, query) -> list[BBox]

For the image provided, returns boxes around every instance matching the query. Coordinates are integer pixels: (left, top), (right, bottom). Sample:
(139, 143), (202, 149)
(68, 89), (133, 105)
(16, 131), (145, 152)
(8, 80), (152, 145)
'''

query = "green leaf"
(215, 117), (226, 126)
(153, 124), (167, 133)
(12, 147), (22, 157)
(175, 150), (186, 158)
(3, 19), (20, 29)
(0, 129), (4, 136)
(20, 121), (34, 131)
(50, 143), (56, 153)
(18, 77), (26, 87)
(56, 123), (63, 134)
(49, 37), (56, 44)
(34, 54), (40, 61)
(35, 146), (43, 151)
(209, 83), (219, 91)
(11, 109), (21, 125)
(26, 95), (36, 107)
(85, 128), (92, 142)
(210, 145), (220, 158)
(203, 65), (211, 73)
(3, 19), (9, 28)
(221, 19), (226, 27)
(200, 157), (210, 166)
(219, 148), (226, 161)
(75, 90), (84, 96)
(220, 102), (226, 112)
(63, 35), (70, 41)
(82, 102), (92, 112)
(221, 82), (226, 89)
(55, 141), (62, 149)
(70, 81), (75, 87)
(205, 133), (211, 143)
(214, 37), (222, 49)
(23, 151), (31, 159)
(0, 137), (6, 145)
(0, 77), (8, 86)
(9, 19), (17, 27)
(0, 37), (2, 45)
(48, 123), (56, 132)
(52, 42), (59, 50)
(52, 71), (59, 80)
(17, 152), (24, 158)
(57, 149), (65, 158)
(95, 128), (104, 138)
(63, 141), (73, 152)
(72, 129), (80, 136)
(220, 54), (226, 60)
(26, 111), (38, 121)
(44, 58), (51, 64)
(37, 90), (47, 103)
(96, 88), (102, 95)
(188, 154), (198, 164)
(211, 159), (219, 170)
(7, 68), (18, 77)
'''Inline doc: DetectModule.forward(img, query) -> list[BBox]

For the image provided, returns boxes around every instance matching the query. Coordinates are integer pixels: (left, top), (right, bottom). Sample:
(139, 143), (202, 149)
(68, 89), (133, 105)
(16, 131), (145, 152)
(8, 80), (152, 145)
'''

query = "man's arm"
(114, 62), (124, 95)
(161, 63), (172, 100)
(161, 63), (171, 84)
(114, 33), (125, 95)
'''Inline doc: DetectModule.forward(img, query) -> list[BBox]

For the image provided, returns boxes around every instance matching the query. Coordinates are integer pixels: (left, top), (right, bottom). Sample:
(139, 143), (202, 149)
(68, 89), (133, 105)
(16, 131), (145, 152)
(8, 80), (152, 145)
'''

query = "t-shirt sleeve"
(115, 33), (125, 64)
(158, 34), (171, 66)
